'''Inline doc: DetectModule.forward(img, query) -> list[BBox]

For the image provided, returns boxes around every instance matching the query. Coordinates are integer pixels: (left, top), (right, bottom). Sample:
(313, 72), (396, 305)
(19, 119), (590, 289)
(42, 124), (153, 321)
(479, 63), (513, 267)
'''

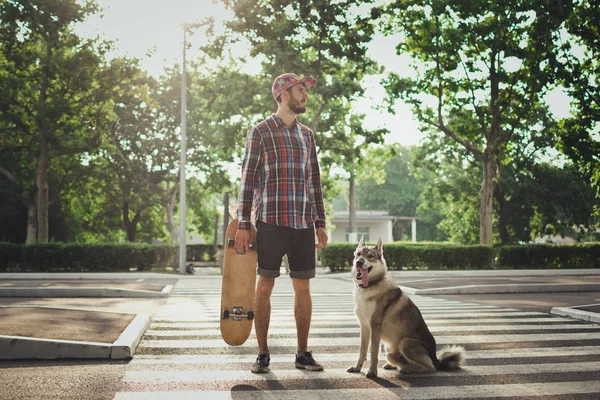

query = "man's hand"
(315, 227), (328, 249)
(234, 229), (250, 252)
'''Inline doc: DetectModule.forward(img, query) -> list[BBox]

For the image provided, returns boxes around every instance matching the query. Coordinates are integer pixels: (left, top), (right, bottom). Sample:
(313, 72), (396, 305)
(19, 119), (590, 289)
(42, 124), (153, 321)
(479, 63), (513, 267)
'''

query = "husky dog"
(347, 237), (465, 378)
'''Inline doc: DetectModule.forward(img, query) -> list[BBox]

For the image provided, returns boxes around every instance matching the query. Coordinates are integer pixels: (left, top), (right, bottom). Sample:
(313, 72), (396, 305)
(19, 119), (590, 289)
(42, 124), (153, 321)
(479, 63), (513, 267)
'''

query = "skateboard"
(220, 218), (257, 346)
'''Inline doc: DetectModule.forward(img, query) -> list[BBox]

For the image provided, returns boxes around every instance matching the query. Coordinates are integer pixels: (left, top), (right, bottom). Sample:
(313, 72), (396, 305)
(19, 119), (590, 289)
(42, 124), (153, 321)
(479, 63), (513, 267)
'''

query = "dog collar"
(357, 276), (384, 289)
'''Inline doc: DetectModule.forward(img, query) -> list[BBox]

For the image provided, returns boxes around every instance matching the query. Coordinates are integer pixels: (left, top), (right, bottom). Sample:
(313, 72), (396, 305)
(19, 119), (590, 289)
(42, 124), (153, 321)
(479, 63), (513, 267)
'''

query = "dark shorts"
(256, 221), (316, 279)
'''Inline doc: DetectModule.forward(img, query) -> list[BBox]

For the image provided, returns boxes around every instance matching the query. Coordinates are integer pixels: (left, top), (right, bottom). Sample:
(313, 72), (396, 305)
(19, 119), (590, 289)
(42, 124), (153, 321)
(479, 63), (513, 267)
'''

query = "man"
(234, 72), (329, 374)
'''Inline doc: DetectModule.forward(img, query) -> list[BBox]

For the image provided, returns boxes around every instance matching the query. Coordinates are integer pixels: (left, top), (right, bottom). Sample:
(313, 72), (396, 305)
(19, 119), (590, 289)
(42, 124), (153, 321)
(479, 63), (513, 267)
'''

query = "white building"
(329, 210), (417, 243)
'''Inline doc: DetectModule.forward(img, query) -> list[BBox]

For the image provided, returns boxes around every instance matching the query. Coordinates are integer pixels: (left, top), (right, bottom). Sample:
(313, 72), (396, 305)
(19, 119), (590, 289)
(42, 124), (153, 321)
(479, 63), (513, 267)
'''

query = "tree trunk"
(36, 44), (52, 243)
(36, 136), (50, 243)
(480, 150), (498, 245)
(122, 198), (140, 242)
(213, 214), (219, 259)
(26, 201), (37, 244)
(163, 183), (178, 245)
(348, 164), (357, 243)
(494, 184), (510, 245)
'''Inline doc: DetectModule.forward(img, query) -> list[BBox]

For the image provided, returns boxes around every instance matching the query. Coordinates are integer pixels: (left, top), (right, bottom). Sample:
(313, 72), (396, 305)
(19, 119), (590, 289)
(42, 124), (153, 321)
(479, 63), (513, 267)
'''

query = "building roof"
(332, 210), (417, 220)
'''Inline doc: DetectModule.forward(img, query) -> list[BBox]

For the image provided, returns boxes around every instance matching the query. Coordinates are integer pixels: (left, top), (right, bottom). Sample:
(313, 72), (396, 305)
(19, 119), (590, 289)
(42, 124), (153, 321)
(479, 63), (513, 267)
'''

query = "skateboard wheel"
(222, 309), (230, 319)
(227, 238), (235, 247)
(247, 311), (254, 320)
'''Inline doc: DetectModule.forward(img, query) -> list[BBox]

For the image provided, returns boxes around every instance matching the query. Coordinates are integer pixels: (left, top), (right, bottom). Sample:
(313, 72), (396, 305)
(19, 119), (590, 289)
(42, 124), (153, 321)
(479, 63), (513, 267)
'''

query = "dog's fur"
(347, 237), (466, 378)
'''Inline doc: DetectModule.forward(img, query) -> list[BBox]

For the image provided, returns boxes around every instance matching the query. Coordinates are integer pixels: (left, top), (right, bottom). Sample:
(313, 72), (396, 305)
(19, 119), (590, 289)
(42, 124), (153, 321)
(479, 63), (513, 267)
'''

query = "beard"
(289, 97), (307, 114)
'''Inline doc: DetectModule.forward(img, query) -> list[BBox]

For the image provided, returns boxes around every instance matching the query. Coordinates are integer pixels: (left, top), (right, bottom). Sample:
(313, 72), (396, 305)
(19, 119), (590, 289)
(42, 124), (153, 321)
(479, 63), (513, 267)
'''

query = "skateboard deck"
(220, 218), (257, 346)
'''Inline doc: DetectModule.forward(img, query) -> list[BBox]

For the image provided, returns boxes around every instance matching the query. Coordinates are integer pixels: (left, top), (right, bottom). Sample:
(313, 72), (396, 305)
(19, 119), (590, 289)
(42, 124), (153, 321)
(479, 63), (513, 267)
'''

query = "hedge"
(2, 242), (598, 273)
(495, 243), (600, 269)
(0, 242), (177, 272)
(187, 244), (222, 261)
(319, 242), (600, 272)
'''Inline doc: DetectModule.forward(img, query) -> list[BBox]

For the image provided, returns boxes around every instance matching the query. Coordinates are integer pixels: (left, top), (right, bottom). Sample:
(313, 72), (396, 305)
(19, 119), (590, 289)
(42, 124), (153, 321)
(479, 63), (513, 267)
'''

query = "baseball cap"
(272, 73), (317, 101)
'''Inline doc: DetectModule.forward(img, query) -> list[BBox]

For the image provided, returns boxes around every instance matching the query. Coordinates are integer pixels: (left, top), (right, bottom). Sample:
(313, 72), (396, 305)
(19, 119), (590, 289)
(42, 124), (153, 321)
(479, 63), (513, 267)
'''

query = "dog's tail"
(436, 345), (466, 371)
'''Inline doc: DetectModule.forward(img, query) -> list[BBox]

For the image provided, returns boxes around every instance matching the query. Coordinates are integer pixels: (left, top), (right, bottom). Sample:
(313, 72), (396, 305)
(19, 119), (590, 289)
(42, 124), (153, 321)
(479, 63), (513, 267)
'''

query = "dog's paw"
(366, 369), (378, 378)
(347, 366), (362, 373)
(383, 363), (396, 370)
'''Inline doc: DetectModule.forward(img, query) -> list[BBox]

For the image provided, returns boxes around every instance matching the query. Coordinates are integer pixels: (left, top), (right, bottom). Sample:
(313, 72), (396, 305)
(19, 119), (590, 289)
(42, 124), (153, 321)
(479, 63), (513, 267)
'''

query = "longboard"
(219, 218), (257, 346)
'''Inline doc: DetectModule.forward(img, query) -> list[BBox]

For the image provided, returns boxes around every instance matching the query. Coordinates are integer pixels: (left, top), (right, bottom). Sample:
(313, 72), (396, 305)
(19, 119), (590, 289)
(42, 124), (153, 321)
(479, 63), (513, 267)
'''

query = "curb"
(551, 304), (600, 324)
(0, 307), (151, 360)
(0, 272), (178, 280)
(400, 283), (600, 295)
(0, 285), (173, 298)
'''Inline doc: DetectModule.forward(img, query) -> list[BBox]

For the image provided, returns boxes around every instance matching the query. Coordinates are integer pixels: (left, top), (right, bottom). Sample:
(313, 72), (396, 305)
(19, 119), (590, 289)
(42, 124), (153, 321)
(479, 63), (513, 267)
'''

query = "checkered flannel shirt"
(236, 114), (326, 230)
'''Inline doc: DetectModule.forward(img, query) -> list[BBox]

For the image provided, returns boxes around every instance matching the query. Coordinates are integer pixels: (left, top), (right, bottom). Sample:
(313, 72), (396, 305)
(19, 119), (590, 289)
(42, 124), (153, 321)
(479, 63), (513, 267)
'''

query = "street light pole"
(179, 22), (187, 274)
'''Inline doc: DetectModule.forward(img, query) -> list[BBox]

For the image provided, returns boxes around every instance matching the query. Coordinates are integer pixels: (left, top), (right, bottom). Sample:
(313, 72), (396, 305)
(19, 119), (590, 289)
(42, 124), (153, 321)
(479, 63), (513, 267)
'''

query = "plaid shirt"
(236, 114), (326, 230)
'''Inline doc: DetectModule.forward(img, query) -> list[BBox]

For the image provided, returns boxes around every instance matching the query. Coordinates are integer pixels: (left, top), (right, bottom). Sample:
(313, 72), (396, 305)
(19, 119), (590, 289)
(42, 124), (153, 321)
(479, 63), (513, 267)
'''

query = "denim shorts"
(256, 221), (316, 279)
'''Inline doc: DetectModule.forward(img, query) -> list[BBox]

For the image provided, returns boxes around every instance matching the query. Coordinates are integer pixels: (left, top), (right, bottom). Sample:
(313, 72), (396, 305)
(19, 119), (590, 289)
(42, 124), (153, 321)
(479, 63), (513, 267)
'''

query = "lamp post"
(179, 22), (187, 274)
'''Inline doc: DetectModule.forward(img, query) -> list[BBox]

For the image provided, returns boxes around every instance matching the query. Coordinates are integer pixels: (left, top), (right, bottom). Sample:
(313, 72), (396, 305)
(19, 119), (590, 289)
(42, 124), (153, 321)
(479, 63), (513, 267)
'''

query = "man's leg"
(291, 278), (311, 353)
(255, 275), (275, 354)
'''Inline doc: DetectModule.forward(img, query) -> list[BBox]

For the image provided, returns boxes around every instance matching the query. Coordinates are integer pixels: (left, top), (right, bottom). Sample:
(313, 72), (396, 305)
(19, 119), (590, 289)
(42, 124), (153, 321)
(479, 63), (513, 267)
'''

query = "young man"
(234, 72), (328, 374)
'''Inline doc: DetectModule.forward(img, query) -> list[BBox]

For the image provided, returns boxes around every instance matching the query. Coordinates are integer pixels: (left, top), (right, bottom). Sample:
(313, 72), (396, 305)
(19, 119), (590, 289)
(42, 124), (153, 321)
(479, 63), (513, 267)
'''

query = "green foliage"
(0, 242), (177, 272)
(321, 242), (600, 272)
(187, 244), (222, 262)
(0, 0), (114, 242)
(552, 1), (600, 214)
(198, 0), (388, 196)
(496, 244), (600, 269)
(320, 242), (493, 272)
(377, 0), (574, 244)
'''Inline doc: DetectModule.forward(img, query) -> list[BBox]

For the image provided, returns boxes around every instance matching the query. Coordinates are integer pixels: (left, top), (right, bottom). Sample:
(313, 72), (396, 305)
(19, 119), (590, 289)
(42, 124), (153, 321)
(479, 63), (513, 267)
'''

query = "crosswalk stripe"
(145, 323), (600, 336)
(138, 331), (600, 349)
(114, 284), (600, 399)
(114, 381), (600, 400)
(122, 361), (600, 382)
(149, 317), (584, 329)
(128, 346), (600, 365)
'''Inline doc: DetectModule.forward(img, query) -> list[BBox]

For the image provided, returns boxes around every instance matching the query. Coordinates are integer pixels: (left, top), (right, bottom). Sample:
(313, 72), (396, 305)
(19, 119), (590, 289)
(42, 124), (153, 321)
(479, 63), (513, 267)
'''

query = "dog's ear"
(358, 235), (365, 247)
(376, 237), (383, 253)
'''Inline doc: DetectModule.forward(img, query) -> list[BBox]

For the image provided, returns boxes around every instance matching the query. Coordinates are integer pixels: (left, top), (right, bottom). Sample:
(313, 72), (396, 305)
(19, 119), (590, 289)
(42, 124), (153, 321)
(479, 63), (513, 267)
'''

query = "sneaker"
(295, 351), (324, 371)
(251, 353), (270, 373)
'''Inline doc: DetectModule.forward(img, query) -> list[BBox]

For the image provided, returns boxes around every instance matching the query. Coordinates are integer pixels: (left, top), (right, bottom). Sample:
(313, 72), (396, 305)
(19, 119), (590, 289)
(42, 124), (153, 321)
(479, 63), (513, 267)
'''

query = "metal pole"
(178, 22), (187, 274)
(221, 192), (230, 275)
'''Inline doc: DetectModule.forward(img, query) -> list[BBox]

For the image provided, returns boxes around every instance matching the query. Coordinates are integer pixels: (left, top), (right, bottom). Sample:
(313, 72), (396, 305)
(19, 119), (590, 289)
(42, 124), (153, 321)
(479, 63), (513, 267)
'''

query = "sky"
(75, 0), (572, 149)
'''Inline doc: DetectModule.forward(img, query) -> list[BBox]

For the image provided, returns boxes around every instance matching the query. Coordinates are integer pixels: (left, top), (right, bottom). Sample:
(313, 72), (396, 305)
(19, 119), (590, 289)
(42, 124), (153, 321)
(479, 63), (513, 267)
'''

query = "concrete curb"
(551, 304), (600, 324)
(0, 307), (151, 360)
(110, 312), (151, 359)
(0, 272), (176, 280)
(0, 285), (173, 298)
(400, 283), (600, 295)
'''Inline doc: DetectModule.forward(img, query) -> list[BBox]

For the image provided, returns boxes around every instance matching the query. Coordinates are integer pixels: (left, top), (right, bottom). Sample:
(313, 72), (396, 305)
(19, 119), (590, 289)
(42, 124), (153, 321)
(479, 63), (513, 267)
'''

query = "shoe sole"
(295, 362), (323, 371)
(251, 367), (270, 373)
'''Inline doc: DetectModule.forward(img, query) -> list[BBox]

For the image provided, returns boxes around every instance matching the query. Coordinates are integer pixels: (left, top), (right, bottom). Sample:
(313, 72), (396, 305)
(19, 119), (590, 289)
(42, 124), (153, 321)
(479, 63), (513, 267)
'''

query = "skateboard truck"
(222, 306), (254, 321)
(227, 238), (255, 255)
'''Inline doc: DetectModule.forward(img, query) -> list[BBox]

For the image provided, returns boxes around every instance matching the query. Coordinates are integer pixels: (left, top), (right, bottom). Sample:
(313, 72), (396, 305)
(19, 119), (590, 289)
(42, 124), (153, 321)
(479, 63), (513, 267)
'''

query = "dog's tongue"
(360, 267), (369, 287)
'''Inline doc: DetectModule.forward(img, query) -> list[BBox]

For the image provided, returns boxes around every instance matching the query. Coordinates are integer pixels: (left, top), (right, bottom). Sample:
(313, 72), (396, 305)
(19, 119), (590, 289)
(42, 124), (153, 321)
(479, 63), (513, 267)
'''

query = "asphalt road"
(1, 271), (599, 400)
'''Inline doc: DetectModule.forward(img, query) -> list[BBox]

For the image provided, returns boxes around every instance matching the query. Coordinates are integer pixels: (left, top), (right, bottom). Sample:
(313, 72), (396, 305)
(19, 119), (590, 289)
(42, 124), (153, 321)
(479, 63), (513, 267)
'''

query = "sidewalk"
(1, 268), (599, 359)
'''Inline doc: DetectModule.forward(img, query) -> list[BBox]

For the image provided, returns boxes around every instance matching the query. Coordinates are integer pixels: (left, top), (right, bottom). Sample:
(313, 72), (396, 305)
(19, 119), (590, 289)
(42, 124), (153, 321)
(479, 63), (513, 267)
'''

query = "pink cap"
(272, 73), (317, 100)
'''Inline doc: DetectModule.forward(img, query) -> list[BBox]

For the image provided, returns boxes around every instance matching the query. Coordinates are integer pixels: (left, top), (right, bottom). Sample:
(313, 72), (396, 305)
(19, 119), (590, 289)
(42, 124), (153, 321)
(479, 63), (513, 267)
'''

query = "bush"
(0, 242), (178, 272)
(187, 244), (222, 261)
(495, 243), (600, 269)
(320, 242), (599, 272)
(320, 242), (493, 272)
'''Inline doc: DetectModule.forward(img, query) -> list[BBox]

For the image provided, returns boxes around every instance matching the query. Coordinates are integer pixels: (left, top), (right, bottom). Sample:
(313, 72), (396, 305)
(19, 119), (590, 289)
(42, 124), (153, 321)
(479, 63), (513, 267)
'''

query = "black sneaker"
(295, 351), (323, 371)
(251, 353), (270, 373)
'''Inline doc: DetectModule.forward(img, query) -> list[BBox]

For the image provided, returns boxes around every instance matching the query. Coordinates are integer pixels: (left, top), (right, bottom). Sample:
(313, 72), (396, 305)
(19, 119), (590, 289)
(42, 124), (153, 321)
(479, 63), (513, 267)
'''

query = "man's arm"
(234, 127), (261, 251)
(306, 130), (327, 248)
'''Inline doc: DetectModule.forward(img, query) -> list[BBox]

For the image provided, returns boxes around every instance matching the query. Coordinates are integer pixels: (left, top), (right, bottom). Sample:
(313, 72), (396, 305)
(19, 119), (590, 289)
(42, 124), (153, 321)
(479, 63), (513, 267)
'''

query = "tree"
(198, 0), (388, 190)
(355, 145), (442, 241)
(0, 0), (112, 242)
(377, 0), (572, 245)
(553, 0), (600, 215)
